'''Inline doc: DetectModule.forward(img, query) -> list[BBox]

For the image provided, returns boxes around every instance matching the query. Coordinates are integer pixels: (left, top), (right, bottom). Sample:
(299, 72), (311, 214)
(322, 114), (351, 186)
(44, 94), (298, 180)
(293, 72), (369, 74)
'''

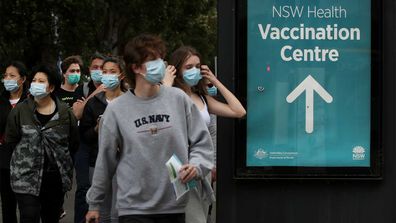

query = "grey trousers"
(185, 175), (213, 223)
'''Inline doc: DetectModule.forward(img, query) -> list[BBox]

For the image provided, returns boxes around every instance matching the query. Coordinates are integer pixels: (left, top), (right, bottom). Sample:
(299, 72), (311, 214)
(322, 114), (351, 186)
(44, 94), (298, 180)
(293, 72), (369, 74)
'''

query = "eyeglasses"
(68, 69), (80, 73)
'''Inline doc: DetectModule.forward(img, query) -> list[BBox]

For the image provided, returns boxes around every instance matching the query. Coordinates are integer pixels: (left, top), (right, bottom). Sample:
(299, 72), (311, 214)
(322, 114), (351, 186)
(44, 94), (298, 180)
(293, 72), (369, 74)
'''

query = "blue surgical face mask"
(67, 73), (80, 85)
(183, 67), (202, 87)
(101, 74), (120, 90)
(29, 83), (49, 99)
(90, 70), (103, 83)
(144, 59), (166, 84)
(3, 79), (20, 92)
(207, 85), (218, 96)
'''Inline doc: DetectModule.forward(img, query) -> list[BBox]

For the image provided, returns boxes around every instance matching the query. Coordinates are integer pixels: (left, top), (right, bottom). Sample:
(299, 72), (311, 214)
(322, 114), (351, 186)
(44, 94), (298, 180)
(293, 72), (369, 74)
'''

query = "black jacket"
(6, 96), (79, 195)
(80, 91), (108, 167)
(0, 90), (28, 169)
(76, 80), (97, 98)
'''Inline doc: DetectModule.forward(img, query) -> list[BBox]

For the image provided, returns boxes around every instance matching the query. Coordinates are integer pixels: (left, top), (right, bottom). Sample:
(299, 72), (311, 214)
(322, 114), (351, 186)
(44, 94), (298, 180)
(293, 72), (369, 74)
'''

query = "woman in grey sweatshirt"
(86, 34), (213, 223)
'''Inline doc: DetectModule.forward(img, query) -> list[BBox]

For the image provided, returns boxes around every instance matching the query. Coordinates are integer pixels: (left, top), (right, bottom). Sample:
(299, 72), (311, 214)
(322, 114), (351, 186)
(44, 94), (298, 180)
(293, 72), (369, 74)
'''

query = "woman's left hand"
(162, 65), (177, 87)
(179, 164), (198, 183)
(200, 65), (218, 84)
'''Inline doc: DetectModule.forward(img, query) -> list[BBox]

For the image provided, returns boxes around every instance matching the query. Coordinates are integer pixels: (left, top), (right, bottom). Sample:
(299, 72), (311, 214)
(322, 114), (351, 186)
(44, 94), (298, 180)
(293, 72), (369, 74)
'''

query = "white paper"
(166, 154), (191, 200)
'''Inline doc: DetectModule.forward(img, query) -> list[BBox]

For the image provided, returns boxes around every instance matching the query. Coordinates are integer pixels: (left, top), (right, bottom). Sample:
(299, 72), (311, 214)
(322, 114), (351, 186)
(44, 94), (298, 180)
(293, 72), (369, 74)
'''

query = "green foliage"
(0, 0), (217, 70)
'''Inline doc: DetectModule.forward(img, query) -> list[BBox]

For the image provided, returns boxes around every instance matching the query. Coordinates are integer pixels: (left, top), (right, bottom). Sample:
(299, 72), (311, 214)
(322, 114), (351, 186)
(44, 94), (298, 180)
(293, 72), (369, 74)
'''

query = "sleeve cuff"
(88, 204), (101, 211)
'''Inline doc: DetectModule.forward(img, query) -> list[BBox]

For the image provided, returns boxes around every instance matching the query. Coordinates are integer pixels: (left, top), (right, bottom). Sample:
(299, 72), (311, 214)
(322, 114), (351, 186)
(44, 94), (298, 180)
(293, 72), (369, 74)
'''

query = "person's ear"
(49, 84), (55, 93)
(132, 64), (144, 75)
(119, 72), (125, 80)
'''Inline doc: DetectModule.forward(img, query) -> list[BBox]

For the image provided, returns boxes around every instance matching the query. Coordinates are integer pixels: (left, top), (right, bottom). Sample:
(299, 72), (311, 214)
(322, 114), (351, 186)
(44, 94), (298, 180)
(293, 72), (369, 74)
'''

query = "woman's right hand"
(162, 65), (176, 86)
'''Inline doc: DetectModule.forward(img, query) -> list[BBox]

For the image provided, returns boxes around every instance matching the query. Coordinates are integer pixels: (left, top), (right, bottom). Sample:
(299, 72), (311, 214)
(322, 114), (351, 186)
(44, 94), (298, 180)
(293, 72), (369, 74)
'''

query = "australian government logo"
(352, 146), (366, 161)
(254, 148), (298, 160)
(254, 148), (268, 160)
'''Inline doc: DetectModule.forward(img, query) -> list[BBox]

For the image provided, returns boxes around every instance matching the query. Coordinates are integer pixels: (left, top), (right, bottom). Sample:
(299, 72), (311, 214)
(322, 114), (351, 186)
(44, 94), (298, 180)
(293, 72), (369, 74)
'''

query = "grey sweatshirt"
(86, 86), (214, 216)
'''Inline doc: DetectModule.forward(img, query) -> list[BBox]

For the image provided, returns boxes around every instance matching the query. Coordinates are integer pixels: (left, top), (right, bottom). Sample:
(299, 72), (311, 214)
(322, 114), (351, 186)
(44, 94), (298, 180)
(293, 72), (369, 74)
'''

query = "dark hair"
(103, 56), (126, 75)
(61, 55), (83, 74)
(29, 64), (62, 92)
(4, 60), (28, 78)
(123, 34), (166, 88)
(103, 56), (127, 92)
(90, 52), (106, 63)
(3, 60), (29, 91)
(169, 46), (207, 96)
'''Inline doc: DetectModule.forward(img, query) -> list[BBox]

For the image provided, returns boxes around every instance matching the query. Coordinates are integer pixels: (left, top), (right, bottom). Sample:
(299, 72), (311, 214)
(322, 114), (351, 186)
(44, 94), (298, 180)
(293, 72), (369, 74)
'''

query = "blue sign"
(246, 0), (371, 167)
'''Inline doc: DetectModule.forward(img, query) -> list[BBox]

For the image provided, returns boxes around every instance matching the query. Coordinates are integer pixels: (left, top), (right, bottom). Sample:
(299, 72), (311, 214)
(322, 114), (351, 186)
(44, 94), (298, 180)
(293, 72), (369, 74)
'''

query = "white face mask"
(29, 83), (49, 99)
(90, 70), (103, 83)
(144, 59), (166, 84)
(3, 79), (20, 92)
(183, 67), (202, 86)
(101, 74), (120, 89)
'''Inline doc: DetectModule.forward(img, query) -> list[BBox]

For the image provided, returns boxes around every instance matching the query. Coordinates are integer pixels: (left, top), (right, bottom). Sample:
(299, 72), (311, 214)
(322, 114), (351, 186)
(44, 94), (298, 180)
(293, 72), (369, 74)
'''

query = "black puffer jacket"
(0, 90), (28, 169)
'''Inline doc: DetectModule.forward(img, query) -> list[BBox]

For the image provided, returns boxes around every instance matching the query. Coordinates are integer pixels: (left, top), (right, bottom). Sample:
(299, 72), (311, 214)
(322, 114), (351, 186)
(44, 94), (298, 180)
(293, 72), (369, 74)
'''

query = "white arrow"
(286, 75), (333, 134)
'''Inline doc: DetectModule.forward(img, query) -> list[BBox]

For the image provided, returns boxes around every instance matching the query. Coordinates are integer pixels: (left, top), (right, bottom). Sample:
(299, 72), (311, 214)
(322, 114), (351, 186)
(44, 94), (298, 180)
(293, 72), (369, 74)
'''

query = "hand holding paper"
(179, 164), (198, 183)
(166, 154), (197, 200)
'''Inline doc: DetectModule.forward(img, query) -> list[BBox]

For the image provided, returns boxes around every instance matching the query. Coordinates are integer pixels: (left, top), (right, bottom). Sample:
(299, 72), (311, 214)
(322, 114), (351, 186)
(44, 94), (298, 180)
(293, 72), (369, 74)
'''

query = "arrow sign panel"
(246, 0), (372, 168)
(286, 75), (333, 134)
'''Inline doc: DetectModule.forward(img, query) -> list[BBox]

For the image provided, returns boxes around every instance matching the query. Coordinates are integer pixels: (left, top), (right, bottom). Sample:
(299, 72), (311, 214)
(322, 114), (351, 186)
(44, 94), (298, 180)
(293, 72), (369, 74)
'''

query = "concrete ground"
(1, 177), (217, 223)
(60, 179), (76, 223)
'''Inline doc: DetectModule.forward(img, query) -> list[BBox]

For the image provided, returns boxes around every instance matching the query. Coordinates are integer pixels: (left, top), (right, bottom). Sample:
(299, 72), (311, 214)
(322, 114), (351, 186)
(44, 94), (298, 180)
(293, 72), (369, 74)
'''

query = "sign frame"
(234, 0), (383, 179)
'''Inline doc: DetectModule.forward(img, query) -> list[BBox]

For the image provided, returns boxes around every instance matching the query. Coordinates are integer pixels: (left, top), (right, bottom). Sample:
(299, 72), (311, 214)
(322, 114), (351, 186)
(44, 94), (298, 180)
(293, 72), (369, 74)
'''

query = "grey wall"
(217, 1), (396, 222)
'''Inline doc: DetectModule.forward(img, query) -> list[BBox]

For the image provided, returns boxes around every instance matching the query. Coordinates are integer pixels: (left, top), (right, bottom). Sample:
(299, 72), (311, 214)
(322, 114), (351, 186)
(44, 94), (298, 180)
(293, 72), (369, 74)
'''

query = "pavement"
(60, 179), (76, 223)
(1, 176), (217, 223)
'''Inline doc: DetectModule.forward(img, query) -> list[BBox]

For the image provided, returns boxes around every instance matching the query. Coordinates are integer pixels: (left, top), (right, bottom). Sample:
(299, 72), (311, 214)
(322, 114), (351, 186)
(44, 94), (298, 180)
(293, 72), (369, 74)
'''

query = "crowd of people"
(0, 34), (246, 223)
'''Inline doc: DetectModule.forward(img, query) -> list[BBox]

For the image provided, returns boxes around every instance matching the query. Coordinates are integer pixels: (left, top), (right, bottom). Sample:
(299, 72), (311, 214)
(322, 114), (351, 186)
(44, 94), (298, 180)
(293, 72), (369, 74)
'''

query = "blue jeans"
(74, 142), (91, 223)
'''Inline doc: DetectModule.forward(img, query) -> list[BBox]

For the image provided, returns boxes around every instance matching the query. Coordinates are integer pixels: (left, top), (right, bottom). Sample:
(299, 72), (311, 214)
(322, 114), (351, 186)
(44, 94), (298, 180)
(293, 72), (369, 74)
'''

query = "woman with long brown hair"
(164, 46), (246, 223)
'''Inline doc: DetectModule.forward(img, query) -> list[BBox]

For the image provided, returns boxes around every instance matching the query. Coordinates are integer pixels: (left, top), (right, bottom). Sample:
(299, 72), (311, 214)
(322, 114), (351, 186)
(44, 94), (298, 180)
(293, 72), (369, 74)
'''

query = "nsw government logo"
(254, 148), (268, 160)
(352, 146), (366, 161)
